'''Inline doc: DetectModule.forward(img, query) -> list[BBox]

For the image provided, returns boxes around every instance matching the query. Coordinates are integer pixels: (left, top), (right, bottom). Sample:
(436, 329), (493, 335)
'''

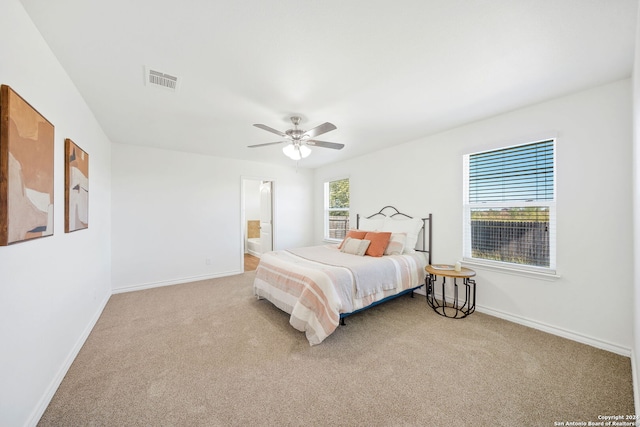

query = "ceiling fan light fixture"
(299, 145), (311, 158)
(283, 144), (311, 160)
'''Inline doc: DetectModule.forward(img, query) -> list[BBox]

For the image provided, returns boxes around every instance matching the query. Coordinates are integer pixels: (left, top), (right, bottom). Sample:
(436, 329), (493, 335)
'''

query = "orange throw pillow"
(338, 230), (368, 249)
(363, 231), (392, 257)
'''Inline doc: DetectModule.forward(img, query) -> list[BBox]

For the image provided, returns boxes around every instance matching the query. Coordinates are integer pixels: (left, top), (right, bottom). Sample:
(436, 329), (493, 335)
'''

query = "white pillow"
(358, 217), (385, 231)
(381, 217), (423, 253)
(340, 237), (371, 256)
(384, 233), (407, 256)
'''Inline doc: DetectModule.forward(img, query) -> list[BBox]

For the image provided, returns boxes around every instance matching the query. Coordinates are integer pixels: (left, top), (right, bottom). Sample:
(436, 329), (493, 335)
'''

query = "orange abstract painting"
(0, 85), (55, 245)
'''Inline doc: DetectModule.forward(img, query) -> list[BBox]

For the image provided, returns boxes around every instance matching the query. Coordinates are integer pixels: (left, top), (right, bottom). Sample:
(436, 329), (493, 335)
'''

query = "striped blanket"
(253, 245), (428, 345)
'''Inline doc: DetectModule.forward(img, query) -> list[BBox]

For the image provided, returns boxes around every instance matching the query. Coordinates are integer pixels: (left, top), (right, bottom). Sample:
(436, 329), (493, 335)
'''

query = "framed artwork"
(0, 85), (55, 245)
(64, 138), (89, 232)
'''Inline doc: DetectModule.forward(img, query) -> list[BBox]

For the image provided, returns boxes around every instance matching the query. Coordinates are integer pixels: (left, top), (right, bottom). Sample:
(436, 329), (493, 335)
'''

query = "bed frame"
(339, 206), (433, 325)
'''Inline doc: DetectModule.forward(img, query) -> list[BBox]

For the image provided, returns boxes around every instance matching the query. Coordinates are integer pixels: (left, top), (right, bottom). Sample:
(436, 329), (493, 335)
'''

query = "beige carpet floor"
(39, 271), (634, 426)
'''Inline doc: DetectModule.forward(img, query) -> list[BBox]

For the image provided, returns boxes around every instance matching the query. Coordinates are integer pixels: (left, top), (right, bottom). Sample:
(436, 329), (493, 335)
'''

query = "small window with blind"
(324, 178), (350, 242)
(463, 139), (556, 274)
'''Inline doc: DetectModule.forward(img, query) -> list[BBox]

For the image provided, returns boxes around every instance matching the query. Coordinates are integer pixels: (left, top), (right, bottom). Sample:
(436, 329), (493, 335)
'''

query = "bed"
(253, 206), (432, 345)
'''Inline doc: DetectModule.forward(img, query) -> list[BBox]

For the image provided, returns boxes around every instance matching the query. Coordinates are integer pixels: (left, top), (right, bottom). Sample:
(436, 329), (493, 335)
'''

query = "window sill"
(462, 259), (561, 281)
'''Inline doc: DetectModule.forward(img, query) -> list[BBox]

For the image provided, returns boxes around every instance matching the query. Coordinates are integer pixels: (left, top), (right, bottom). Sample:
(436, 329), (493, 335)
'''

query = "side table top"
(426, 264), (476, 278)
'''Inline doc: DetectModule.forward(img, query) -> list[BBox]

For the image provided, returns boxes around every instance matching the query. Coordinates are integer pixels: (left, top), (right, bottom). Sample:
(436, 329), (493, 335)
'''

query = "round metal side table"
(425, 264), (476, 319)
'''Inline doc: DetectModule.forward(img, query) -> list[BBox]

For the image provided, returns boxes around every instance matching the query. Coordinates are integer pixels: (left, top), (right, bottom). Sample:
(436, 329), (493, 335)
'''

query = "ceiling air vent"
(145, 66), (180, 92)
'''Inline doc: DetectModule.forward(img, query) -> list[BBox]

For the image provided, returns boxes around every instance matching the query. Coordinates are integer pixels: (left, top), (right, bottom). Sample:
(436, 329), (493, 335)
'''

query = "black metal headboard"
(356, 206), (432, 264)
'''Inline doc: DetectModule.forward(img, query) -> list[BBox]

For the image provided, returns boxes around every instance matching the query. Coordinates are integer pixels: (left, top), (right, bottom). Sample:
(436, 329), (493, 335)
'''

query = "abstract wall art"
(64, 138), (88, 233)
(0, 85), (55, 245)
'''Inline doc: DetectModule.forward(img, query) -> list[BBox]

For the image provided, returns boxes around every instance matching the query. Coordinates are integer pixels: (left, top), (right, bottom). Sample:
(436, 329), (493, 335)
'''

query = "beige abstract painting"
(64, 138), (88, 232)
(0, 85), (55, 245)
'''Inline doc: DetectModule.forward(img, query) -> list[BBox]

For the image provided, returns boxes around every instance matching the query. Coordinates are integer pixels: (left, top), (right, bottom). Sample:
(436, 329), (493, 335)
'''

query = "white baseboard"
(27, 292), (110, 427)
(112, 270), (242, 294)
(476, 305), (631, 356)
(423, 288), (631, 357)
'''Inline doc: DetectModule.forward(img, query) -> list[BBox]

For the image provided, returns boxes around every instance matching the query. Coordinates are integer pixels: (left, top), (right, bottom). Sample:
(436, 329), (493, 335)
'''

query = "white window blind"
(463, 139), (556, 273)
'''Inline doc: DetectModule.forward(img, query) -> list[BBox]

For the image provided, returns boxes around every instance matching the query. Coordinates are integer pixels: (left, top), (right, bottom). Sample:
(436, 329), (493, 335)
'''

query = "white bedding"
(253, 244), (428, 345)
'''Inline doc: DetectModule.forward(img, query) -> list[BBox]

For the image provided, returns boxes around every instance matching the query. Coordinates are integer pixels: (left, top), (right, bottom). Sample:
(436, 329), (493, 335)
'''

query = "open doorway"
(242, 178), (274, 271)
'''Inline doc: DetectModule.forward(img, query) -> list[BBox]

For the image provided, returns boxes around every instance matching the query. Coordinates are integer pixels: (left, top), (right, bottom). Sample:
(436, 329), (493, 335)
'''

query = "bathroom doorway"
(242, 178), (274, 271)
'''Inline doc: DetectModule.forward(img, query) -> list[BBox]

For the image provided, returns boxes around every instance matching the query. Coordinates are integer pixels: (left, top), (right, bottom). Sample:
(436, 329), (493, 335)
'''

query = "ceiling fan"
(249, 116), (344, 160)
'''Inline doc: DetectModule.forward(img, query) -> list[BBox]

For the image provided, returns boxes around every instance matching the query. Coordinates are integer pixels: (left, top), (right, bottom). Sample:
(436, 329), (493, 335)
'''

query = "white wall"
(0, 1), (113, 426)
(316, 79), (633, 355)
(111, 144), (314, 292)
(632, 0), (640, 412)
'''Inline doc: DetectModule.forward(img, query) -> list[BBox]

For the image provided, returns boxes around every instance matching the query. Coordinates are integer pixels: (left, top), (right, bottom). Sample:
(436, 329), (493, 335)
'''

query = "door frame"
(240, 176), (276, 272)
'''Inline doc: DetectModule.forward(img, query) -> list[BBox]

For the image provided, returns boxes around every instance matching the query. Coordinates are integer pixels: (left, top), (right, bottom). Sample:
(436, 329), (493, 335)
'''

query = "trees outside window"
(324, 178), (349, 241)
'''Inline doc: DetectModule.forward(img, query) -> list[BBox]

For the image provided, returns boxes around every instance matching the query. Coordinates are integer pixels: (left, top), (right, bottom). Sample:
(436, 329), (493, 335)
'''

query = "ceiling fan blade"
(253, 123), (288, 138)
(247, 141), (286, 148)
(306, 140), (344, 150)
(302, 122), (336, 139)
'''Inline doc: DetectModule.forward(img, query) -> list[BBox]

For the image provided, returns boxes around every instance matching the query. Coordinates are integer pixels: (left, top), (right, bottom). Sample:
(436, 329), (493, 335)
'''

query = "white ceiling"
(19, 0), (638, 168)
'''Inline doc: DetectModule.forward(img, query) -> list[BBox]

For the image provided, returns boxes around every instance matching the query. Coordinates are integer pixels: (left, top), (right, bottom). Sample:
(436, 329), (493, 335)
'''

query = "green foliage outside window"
(329, 178), (349, 217)
(471, 207), (549, 222)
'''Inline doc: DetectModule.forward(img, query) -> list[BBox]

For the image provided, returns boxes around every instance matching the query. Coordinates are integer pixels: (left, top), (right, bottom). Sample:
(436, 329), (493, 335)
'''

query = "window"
(324, 178), (350, 241)
(463, 139), (556, 273)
